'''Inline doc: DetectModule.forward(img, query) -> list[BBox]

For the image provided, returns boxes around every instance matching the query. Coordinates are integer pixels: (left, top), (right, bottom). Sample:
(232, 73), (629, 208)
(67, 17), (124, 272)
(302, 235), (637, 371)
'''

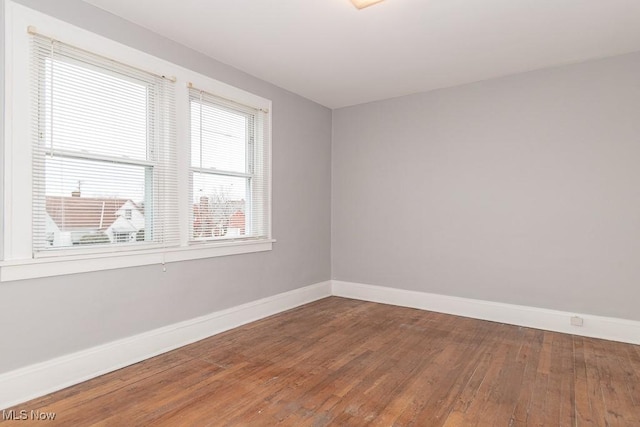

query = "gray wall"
(3, 0), (640, 376)
(0, 0), (332, 373)
(332, 52), (640, 321)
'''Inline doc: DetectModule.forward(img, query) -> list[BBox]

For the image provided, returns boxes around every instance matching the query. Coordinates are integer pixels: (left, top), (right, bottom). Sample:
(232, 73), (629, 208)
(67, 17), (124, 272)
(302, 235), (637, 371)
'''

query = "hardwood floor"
(2, 297), (639, 426)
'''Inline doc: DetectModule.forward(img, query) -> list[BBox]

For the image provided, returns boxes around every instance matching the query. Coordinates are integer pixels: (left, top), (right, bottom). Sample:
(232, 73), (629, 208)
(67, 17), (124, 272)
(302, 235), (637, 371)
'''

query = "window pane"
(190, 101), (248, 173)
(43, 157), (150, 248)
(44, 57), (148, 161)
(192, 173), (248, 239)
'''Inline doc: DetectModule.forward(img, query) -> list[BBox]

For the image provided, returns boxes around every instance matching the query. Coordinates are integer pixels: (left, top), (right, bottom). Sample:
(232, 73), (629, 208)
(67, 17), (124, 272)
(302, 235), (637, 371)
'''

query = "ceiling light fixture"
(351, 0), (385, 9)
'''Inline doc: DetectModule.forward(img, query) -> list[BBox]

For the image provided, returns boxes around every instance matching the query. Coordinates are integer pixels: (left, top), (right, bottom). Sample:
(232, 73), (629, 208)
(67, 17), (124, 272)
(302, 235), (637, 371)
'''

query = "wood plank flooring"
(2, 297), (639, 426)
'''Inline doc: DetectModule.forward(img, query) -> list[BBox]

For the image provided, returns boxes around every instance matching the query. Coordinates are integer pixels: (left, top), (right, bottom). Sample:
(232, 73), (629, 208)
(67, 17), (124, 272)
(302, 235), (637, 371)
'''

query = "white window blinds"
(189, 86), (270, 242)
(31, 33), (178, 253)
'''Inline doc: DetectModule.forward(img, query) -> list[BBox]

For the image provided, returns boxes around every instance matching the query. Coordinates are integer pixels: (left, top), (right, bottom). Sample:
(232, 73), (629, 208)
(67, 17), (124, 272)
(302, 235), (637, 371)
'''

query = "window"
(31, 33), (178, 253)
(189, 87), (270, 242)
(1, 2), (272, 281)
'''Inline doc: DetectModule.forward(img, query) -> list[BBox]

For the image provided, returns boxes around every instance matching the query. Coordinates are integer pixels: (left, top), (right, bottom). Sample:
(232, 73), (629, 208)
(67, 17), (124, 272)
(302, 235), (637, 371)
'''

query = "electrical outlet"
(570, 316), (584, 327)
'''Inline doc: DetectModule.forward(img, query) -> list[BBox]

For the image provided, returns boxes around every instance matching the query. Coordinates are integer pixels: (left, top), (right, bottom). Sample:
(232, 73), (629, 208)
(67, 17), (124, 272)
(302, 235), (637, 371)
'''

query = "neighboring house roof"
(46, 196), (135, 231)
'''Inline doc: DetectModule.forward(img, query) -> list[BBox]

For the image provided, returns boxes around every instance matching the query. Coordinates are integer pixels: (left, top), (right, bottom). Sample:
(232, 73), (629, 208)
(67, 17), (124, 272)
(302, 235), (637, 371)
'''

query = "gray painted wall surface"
(332, 52), (640, 321)
(0, 0), (332, 373)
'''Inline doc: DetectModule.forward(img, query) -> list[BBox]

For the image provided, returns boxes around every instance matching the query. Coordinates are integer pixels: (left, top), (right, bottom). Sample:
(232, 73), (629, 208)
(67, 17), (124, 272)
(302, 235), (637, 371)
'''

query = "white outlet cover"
(570, 316), (584, 327)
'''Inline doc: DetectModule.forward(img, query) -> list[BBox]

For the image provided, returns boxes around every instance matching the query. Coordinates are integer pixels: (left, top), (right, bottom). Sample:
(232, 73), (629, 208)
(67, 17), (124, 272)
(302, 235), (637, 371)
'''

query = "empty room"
(1, 0), (639, 425)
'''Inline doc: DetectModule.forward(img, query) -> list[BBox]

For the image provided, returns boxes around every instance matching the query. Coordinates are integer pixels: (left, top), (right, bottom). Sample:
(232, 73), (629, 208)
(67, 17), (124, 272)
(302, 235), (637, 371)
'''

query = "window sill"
(0, 239), (275, 282)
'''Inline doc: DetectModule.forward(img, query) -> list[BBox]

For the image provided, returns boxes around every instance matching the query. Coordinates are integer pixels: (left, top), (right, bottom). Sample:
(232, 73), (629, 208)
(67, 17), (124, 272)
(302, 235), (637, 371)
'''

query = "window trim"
(1, 1), (273, 282)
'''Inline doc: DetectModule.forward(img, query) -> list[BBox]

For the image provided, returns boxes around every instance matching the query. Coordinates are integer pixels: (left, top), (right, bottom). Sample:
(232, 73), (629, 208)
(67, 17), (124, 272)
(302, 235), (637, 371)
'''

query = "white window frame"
(31, 43), (174, 255)
(188, 88), (269, 243)
(1, 1), (273, 282)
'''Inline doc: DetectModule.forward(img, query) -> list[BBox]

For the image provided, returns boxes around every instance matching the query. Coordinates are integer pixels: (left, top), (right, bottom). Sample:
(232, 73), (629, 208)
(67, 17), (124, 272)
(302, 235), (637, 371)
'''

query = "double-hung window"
(189, 87), (270, 242)
(1, 2), (272, 281)
(31, 33), (178, 253)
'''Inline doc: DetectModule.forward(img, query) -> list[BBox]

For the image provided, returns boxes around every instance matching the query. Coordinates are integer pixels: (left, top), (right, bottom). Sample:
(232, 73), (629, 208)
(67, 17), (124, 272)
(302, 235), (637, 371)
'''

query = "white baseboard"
(331, 280), (640, 345)
(0, 280), (332, 410)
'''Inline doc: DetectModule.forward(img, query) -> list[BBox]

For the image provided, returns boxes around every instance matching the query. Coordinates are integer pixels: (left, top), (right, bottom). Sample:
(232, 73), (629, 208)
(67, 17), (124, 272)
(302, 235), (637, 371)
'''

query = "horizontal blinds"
(31, 33), (178, 253)
(189, 87), (270, 241)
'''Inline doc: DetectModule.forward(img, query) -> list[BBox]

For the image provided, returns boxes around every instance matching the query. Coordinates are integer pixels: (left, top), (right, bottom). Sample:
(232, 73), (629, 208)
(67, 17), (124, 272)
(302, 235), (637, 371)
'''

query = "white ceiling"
(82, 0), (640, 109)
